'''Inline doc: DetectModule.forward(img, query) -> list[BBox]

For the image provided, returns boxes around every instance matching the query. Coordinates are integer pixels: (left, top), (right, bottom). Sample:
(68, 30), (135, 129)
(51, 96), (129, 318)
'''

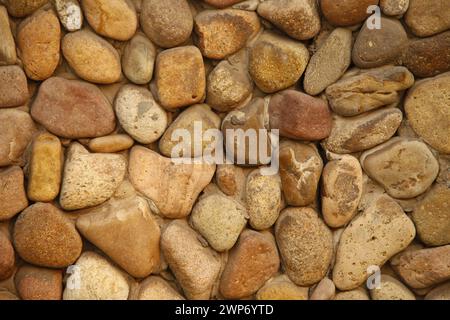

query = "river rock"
(0, 6), (16, 65)
(425, 282), (450, 300)
(370, 274), (415, 300)
(122, 33), (156, 84)
(276, 207), (333, 286)
(320, 0), (380, 26)
(332, 195), (416, 290)
(15, 265), (62, 300)
(53, 0), (83, 32)
(256, 275), (309, 300)
(360, 138), (439, 199)
(380, 0), (409, 16)
(88, 134), (134, 153)
(0, 166), (28, 221)
(204, 0), (245, 7)
(405, 0), (450, 37)
(0, 66), (28, 108)
(310, 278), (336, 300)
(13, 202), (83, 268)
(0, 231), (14, 281)
(4, 0), (49, 17)
(334, 287), (370, 300)
(135, 276), (184, 300)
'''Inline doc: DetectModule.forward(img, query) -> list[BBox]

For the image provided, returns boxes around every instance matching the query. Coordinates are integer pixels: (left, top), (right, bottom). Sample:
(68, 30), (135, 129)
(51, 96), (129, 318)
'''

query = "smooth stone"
(17, 8), (60, 80)
(326, 66), (414, 117)
(76, 196), (161, 278)
(135, 276), (184, 300)
(245, 168), (282, 230)
(332, 195), (416, 290)
(361, 138), (439, 199)
(256, 275), (309, 300)
(140, 0), (193, 48)
(215, 164), (248, 202)
(13, 202), (83, 268)
(222, 98), (271, 166)
(334, 287), (370, 300)
(15, 265), (62, 300)
(0, 291), (19, 300)
(4, 0), (49, 17)
(0, 109), (36, 167)
(403, 31), (450, 78)
(206, 59), (253, 112)
(204, 0), (245, 7)
(88, 134), (134, 153)
(219, 230), (280, 299)
(0, 167), (28, 221)
(352, 17), (407, 68)
(27, 133), (62, 202)
(380, 0), (409, 16)
(155, 46), (206, 110)
(63, 251), (130, 300)
(405, 0), (450, 37)
(128, 146), (215, 218)
(0, 231), (14, 281)
(81, 0), (137, 41)
(59, 143), (126, 210)
(53, 0), (83, 32)
(62, 30), (121, 84)
(304, 28), (352, 95)
(391, 245), (450, 289)
(404, 73), (450, 154)
(122, 33), (156, 85)
(425, 282), (450, 300)
(191, 192), (247, 252)
(194, 9), (260, 59)
(115, 84), (168, 144)
(31, 77), (116, 139)
(370, 274), (415, 300)
(412, 184), (450, 246)
(0, 66), (28, 108)
(249, 32), (309, 93)
(322, 108), (403, 154)
(0, 6), (17, 64)
(161, 220), (221, 300)
(276, 207), (333, 286)
(279, 141), (323, 207)
(322, 155), (363, 228)
(310, 278), (336, 300)
(257, 0), (321, 40)
(159, 104), (221, 158)
(269, 90), (332, 141)
(320, 0), (379, 26)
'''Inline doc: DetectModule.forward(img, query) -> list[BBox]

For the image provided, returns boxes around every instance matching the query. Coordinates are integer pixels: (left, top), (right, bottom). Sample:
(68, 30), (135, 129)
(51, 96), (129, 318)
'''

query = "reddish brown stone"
(219, 230), (280, 299)
(320, 0), (379, 26)
(0, 166), (28, 221)
(31, 77), (116, 139)
(0, 66), (29, 108)
(15, 265), (62, 300)
(0, 231), (15, 281)
(269, 90), (332, 141)
(203, 0), (244, 8)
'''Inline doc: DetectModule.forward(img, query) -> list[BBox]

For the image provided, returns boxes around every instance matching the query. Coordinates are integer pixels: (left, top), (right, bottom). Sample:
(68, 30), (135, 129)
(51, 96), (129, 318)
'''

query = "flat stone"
(276, 207), (333, 286)
(115, 84), (167, 144)
(161, 220), (221, 300)
(13, 202), (83, 268)
(135, 276), (184, 300)
(404, 73), (450, 154)
(62, 30), (121, 84)
(269, 90), (332, 140)
(53, 0), (83, 32)
(76, 196), (161, 278)
(31, 77), (116, 139)
(279, 141), (323, 207)
(219, 230), (280, 299)
(322, 155), (363, 228)
(326, 66), (414, 116)
(304, 28), (352, 96)
(0, 231), (14, 281)
(128, 146), (215, 218)
(0, 66), (29, 108)
(0, 167), (28, 221)
(0, 109), (36, 167)
(122, 33), (156, 85)
(256, 275), (309, 300)
(370, 274), (415, 300)
(333, 195), (416, 290)
(320, 0), (379, 26)
(405, 0), (450, 37)
(322, 108), (403, 154)
(391, 245), (450, 289)
(63, 251), (130, 300)
(155, 46), (206, 110)
(191, 192), (247, 252)
(15, 265), (62, 300)
(140, 0), (193, 48)
(195, 9), (260, 59)
(82, 0), (137, 41)
(360, 138), (439, 199)
(249, 32), (309, 93)
(59, 143), (126, 210)
(88, 134), (134, 153)
(17, 8), (60, 80)
(0, 6), (17, 64)
(27, 133), (62, 202)
(257, 0), (321, 40)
